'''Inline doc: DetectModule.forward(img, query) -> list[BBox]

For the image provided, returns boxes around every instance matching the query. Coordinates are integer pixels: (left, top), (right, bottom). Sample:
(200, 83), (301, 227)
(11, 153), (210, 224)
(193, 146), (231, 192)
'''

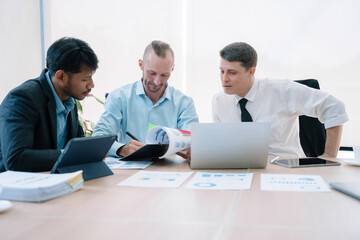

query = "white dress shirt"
(212, 78), (349, 157)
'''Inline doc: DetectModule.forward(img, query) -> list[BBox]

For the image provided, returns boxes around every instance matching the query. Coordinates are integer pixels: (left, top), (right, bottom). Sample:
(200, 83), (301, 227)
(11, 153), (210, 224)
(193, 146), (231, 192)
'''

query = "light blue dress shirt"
(45, 72), (75, 149)
(93, 80), (199, 157)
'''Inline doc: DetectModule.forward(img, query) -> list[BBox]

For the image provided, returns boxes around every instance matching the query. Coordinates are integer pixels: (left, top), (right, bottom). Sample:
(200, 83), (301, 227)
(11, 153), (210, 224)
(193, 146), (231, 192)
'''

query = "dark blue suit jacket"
(0, 69), (84, 172)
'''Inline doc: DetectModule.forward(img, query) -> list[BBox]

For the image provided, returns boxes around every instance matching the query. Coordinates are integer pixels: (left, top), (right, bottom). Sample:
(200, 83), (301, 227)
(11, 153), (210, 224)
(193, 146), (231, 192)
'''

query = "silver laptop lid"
(330, 182), (360, 200)
(190, 123), (270, 169)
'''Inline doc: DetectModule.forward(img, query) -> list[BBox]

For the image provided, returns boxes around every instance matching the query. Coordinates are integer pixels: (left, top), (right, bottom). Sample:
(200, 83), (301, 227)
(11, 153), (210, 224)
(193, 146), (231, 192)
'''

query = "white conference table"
(1, 156), (360, 240)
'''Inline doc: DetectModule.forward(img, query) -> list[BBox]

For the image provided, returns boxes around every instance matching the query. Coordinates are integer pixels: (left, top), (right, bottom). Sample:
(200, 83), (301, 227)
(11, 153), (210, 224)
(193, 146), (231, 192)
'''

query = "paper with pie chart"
(185, 172), (253, 190)
(117, 171), (193, 188)
(146, 126), (191, 157)
(105, 157), (152, 169)
(261, 174), (330, 192)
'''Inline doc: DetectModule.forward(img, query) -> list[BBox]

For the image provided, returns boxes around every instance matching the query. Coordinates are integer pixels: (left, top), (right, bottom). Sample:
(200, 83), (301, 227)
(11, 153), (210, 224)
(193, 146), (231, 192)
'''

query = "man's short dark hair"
(46, 37), (98, 77)
(220, 42), (257, 71)
(143, 40), (174, 63)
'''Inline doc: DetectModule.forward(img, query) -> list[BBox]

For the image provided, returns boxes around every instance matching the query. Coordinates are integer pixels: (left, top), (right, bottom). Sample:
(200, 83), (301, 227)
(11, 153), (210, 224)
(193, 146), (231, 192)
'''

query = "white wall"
(1, 0), (359, 146)
(188, 0), (360, 146)
(42, 0), (186, 125)
(0, 0), (42, 102)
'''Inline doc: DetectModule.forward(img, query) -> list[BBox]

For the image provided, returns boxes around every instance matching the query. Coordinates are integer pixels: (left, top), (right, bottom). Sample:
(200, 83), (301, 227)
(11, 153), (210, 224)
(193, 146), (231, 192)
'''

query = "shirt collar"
(244, 77), (259, 102)
(46, 72), (75, 114)
(232, 77), (259, 106)
(136, 78), (171, 101)
(135, 79), (146, 96)
(162, 85), (171, 100)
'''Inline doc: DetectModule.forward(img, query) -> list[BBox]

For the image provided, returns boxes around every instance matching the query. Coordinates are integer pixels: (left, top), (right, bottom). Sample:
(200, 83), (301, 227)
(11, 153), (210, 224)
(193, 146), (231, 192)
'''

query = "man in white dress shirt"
(212, 42), (348, 157)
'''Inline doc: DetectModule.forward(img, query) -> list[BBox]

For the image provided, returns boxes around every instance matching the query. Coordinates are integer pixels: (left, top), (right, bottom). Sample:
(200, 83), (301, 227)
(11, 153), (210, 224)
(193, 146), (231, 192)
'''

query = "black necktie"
(239, 98), (253, 122)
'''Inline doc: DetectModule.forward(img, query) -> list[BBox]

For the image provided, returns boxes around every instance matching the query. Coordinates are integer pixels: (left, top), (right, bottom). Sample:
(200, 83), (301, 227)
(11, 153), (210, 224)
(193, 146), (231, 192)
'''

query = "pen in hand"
(126, 131), (139, 141)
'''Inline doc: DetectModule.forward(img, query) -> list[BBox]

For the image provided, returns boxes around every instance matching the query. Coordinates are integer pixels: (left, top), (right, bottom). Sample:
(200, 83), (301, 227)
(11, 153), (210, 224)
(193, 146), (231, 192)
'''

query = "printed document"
(105, 157), (152, 169)
(146, 126), (191, 157)
(0, 170), (83, 202)
(261, 174), (330, 192)
(185, 172), (253, 190)
(117, 171), (193, 188)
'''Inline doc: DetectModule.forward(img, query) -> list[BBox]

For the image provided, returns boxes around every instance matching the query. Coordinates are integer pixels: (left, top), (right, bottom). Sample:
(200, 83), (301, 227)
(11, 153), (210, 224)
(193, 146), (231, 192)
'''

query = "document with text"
(146, 126), (191, 157)
(0, 170), (83, 202)
(261, 173), (330, 192)
(120, 126), (191, 161)
(105, 157), (152, 169)
(117, 171), (193, 188)
(185, 172), (253, 190)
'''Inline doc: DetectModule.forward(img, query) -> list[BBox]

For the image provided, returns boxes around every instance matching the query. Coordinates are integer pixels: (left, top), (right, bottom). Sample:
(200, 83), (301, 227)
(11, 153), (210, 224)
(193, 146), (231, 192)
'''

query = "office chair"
(294, 79), (326, 157)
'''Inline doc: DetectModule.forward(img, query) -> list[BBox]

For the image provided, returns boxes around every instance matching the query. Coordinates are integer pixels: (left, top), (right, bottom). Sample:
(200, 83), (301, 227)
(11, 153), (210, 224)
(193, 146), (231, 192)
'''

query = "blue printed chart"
(261, 174), (331, 192)
(117, 171), (193, 188)
(146, 126), (191, 157)
(105, 157), (152, 170)
(185, 172), (253, 190)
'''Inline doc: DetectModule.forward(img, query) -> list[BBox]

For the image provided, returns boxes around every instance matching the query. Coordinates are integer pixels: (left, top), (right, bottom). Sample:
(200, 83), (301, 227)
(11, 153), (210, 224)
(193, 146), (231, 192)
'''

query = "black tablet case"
(51, 135), (116, 181)
(120, 144), (169, 161)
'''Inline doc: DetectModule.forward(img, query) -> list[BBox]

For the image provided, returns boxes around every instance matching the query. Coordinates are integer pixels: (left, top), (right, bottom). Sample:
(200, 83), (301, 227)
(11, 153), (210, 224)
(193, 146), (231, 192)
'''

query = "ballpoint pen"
(270, 156), (279, 163)
(126, 131), (139, 141)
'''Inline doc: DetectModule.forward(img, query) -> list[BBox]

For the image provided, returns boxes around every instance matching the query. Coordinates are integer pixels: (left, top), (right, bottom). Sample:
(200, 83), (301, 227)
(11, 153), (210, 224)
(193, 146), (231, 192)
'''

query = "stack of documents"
(0, 170), (83, 202)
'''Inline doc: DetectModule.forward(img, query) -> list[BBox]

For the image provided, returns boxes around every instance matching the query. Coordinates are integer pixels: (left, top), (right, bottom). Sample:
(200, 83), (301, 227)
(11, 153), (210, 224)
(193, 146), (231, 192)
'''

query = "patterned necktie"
(239, 98), (253, 122)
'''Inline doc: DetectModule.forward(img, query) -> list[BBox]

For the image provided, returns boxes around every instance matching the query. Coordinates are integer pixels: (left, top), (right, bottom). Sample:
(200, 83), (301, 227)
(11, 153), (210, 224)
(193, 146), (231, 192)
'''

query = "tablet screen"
(274, 157), (340, 168)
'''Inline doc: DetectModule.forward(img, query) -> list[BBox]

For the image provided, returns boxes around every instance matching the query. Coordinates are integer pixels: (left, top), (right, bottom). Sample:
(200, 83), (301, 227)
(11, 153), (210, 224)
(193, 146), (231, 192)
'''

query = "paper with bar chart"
(185, 172), (253, 190)
(261, 173), (330, 192)
(105, 157), (152, 169)
(146, 126), (191, 157)
(117, 171), (193, 188)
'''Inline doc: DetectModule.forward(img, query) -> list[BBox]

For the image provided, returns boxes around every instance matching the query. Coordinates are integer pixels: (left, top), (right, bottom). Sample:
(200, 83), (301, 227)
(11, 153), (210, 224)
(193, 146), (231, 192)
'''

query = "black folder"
(120, 144), (169, 161)
(51, 135), (116, 181)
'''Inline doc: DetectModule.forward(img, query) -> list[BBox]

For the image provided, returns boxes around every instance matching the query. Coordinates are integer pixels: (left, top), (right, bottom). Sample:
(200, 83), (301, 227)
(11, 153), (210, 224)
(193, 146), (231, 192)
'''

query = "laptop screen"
(190, 123), (270, 169)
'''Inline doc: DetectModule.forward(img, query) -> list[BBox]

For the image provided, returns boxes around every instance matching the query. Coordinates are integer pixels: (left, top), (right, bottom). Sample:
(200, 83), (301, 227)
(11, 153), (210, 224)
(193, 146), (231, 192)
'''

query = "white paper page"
(117, 171), (193, 188)
(185, 172), (253, 190)
(261, 174), (330, 192)
(146, 126), (191, 156)
(0, 171), (82, 188)
(105, 157), (152, 169)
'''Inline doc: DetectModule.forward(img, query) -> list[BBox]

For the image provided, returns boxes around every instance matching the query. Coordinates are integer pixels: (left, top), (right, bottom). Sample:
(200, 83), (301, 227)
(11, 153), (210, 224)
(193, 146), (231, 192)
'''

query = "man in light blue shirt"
(93, 40), (198, 158)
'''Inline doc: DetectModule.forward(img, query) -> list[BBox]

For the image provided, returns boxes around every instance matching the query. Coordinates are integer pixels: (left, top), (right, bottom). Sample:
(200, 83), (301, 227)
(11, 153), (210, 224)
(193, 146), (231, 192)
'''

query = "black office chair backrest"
(294, 79), (326, 157)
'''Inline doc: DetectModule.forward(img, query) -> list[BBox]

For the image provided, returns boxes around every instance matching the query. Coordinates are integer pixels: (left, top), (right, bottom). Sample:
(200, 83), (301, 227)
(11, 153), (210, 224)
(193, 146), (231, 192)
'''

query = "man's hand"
(117, 140), (145, 157)
(320, 125), (343, 158)
(176, 147), (191, 162)
(318, 153), (335, 159)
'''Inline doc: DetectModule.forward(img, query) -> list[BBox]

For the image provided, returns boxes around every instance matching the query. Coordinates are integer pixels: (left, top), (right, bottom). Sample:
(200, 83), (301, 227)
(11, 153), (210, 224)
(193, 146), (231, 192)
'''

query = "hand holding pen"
(126, 131), (139, 141)
(117, 131), (145, 156)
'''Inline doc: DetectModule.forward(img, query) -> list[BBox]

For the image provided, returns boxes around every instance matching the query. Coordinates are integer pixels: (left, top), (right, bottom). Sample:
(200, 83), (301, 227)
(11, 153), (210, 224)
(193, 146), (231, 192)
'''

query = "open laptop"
(190, 123), (270, 169)
(329, 182), (360, 200)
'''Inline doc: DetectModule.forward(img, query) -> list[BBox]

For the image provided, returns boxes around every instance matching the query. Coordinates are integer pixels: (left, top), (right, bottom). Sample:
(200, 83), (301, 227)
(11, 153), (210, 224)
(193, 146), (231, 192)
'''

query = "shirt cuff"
(108, 141), (124, 157)
(324, 113), (349, 129)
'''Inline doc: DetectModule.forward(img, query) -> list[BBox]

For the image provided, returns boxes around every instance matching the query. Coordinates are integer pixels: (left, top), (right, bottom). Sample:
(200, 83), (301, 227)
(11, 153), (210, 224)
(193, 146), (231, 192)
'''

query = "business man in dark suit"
(0, 37), (99, 172)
